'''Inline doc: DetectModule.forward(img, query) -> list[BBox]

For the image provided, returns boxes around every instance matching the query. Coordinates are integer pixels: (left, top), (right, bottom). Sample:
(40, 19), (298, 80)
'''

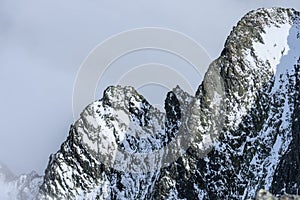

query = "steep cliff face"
(4, 7), (300, 200)
(37, 7), (300, 200)
(37, 86), (193, 199)
(271, 60), (300, 195)
(149, 8), (300, 199)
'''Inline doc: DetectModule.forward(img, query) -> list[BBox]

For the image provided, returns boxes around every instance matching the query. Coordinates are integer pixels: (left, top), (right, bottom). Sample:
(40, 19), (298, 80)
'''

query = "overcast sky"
(1, 0), (300, 175)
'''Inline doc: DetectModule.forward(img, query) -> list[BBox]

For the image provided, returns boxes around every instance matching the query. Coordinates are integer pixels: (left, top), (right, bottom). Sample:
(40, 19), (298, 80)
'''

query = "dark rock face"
(151, 8), (300, 199)
(164, 91), (182, 142)
(271, 61), (300, 195)
(7, 7), (300, 200)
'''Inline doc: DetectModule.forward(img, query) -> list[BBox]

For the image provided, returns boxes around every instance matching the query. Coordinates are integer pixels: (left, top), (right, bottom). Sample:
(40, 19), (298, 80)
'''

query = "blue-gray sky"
(1, 0), (300, 175)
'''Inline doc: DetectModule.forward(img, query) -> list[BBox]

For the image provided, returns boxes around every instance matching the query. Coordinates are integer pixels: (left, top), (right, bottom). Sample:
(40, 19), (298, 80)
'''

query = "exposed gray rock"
(37, 7), (300, 200)
(3, 7), (300, 200)
(256, 189), (300, 200)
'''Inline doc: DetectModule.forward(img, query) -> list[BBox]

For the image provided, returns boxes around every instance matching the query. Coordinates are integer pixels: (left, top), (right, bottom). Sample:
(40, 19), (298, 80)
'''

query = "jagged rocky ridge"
(3, 7), (300, 199)
(0, 163), (42, 200)
(151, 8), (300, 199)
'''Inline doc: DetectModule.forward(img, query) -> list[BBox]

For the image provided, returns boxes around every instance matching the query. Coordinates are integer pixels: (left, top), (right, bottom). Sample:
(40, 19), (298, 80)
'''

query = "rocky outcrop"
(3, 7), (300, 200)
(256, 190), (300, 200)
(37, 7), (300, 200)
(271, 59), (300, 195)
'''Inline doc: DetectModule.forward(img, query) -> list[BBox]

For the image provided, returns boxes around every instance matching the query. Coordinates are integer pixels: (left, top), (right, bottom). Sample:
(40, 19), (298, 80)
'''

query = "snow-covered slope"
(2, 7), (300, 200)
(37, 7), (300, 200)
(37, 86), (193, 199)
(156, 7), (300, 199)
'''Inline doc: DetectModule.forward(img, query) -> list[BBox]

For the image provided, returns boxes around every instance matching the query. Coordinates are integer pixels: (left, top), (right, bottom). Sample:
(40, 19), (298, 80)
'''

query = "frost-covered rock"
(256, 189), (300, 200)
(3, 7), (300, 200)
(38, 7), (300, 200)
(0, 163), (42, 200)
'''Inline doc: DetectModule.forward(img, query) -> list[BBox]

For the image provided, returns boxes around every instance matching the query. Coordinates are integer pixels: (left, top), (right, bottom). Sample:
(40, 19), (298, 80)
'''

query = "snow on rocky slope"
(2, 7), (300, 200)
(157, 7), (300, 199)
(0, 163), (42, 200)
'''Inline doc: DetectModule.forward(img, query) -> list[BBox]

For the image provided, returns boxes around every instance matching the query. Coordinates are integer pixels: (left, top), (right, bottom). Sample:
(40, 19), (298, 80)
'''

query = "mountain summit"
(3, 7), (300, 200)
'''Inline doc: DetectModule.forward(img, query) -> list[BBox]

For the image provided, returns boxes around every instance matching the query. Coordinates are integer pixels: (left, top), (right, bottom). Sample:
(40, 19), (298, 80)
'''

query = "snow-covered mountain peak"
(243, 8), (300, 79)
(101, 86), (152, 113)
(36, 7), (300, 199)
(4, 7), (300, 200)
(222, 8), (297, 71)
